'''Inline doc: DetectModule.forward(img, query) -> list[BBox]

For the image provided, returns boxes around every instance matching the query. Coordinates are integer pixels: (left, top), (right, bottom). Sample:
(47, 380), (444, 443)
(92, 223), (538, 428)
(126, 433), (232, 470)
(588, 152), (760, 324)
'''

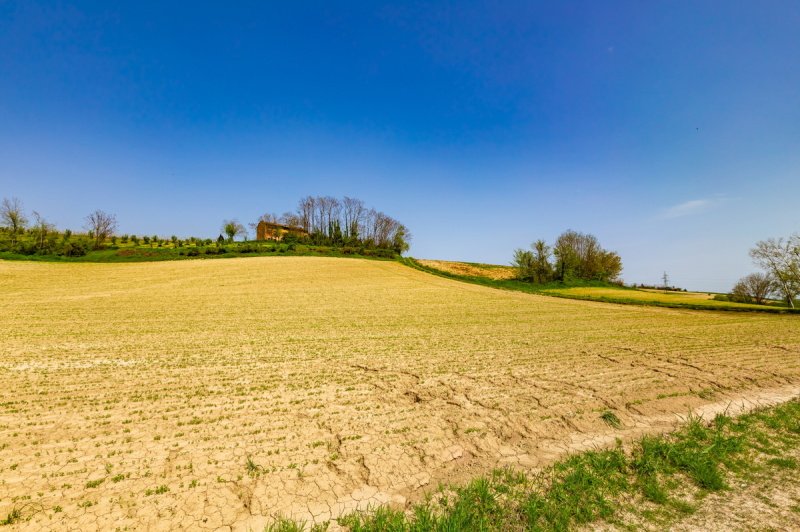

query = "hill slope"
(1, 257), (798, 529)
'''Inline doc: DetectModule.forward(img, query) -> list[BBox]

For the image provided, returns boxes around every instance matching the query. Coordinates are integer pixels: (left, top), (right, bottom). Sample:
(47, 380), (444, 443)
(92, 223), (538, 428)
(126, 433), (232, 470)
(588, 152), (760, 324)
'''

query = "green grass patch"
(0, 508), (22, 526)
(600, 411), (622, 429)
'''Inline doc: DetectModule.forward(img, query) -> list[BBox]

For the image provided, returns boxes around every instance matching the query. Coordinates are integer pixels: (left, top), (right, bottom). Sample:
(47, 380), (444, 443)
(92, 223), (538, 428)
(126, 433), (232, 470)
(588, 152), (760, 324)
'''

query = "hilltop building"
(255, 220), (308, 241)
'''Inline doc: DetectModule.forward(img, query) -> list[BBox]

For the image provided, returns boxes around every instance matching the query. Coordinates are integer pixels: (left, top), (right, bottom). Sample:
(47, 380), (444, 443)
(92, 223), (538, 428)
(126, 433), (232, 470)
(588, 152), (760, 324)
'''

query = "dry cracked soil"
(1, 257), (798, 530)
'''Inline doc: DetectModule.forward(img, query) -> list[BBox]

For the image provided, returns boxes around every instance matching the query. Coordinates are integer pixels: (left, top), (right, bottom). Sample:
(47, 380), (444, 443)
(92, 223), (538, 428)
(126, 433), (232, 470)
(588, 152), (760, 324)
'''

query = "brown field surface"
(1, 257), (799, 530)
(416, 259), (517, 280)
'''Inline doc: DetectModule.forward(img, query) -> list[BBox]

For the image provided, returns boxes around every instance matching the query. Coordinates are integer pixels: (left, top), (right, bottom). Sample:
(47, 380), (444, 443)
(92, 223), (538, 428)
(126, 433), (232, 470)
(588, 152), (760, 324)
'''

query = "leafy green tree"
(531, 240), (553, 283)
(598, 250), (623, 282)
(553, 231), (581, 281)
(392, 225), (411, 255)
(553, 230), (622, 282)
(512, 249), (536, 281)
(222, 220), (245, 242)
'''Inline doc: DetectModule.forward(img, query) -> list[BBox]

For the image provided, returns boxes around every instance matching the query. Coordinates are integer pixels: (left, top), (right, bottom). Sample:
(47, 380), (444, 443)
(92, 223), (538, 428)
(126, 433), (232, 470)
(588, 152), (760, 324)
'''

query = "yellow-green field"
(541, 286), (778, 310)
(1, 257), (799, 529)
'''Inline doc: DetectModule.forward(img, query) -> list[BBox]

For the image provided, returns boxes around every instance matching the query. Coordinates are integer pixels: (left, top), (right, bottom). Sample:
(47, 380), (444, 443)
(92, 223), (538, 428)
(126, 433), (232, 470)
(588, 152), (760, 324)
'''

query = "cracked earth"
(0, 257), (798, 530)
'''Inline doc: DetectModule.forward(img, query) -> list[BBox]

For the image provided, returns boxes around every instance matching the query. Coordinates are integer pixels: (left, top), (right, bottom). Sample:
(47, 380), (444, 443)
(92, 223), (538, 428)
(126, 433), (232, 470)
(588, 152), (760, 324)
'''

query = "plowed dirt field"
(1, 257), (798, 530)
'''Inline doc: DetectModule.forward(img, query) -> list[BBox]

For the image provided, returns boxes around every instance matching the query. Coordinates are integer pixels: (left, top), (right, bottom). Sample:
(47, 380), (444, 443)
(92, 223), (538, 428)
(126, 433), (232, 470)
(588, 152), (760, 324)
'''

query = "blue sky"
(1, 1), (798, 291)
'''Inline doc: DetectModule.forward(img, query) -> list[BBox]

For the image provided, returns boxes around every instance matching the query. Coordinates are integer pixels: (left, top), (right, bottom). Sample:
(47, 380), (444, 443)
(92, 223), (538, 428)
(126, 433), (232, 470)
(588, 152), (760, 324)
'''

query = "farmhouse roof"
(256, 220), (307, 232)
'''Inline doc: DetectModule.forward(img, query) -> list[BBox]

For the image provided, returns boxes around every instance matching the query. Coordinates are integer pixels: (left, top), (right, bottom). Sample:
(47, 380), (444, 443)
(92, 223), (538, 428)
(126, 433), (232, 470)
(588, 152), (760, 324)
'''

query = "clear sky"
(1, 1), (798, 291)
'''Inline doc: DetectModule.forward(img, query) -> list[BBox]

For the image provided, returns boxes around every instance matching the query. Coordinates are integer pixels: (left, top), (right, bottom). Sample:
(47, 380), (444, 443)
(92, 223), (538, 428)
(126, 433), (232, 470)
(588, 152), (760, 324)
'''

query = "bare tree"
(311, 196), (325, 234)
(342, 197), (366, 238)
(372, 211), (396, 247)
(1, 197), (28, 244)
(318, 196), (341, 237)
(296, 196), (315, 233)
(750, 235), (800, 308)
(31, 211), (55, 251)
(280, 212), (302, 228)
(257, 212), (278, 223)
(731, 273), (775, 305)
(360, 208), (377, 243)
(221, 219), (246, 242)
(85, 210), (118, 249)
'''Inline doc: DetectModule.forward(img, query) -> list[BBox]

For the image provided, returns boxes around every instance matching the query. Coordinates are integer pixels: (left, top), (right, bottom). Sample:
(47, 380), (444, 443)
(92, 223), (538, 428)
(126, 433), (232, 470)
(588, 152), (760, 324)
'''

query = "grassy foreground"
(266, 399), (800, 531)
(405, 259), (798, 314)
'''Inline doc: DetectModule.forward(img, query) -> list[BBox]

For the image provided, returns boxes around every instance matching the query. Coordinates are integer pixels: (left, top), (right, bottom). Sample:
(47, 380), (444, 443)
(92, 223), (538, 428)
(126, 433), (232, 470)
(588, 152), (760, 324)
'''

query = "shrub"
(61, 240), (89, 257)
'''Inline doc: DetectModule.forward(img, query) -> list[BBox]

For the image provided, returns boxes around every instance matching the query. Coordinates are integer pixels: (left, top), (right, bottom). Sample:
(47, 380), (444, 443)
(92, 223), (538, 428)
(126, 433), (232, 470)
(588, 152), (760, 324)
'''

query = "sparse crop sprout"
(600, 411), (622, 429)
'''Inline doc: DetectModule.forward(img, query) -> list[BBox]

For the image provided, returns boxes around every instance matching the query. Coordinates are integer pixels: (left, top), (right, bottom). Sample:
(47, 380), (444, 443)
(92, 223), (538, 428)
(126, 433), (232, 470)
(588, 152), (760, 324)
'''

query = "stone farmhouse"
(255, 220), (308, 241)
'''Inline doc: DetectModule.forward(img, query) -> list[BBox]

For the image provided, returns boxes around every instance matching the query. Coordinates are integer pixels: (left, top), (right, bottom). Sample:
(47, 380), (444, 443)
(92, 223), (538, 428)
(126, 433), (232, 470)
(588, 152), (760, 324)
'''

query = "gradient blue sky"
(1, 1), (798, 291)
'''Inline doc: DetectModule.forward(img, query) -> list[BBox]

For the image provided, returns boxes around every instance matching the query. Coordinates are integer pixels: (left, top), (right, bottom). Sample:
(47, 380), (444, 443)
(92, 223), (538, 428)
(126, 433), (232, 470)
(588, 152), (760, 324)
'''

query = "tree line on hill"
(0, 197), (119, 257)
(248, 195), (411, 253)
(0, 196), (217, 257)
(512, 230), (623, 283)
(0, 195), (411, 258)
